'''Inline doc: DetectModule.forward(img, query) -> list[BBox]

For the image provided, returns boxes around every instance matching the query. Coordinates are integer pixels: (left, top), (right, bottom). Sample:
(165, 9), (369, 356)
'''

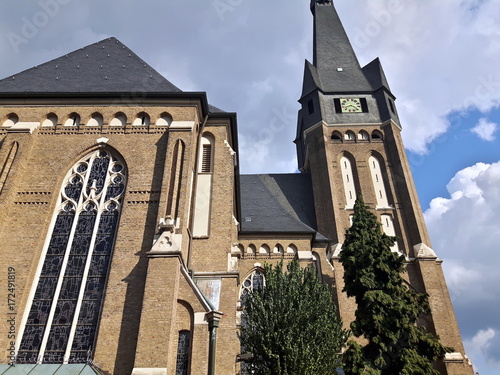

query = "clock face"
(340, 98), (362, 113)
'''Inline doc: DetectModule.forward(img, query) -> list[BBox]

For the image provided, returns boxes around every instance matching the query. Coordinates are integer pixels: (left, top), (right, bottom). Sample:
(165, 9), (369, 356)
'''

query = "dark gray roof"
(208, 104), (226, 113)
(239, 174), (318, 234)
(0, 37), (181, 94)
(311, 2), (373, 93)
(301, 60), (322, 99)
(362, 57), (392, 92)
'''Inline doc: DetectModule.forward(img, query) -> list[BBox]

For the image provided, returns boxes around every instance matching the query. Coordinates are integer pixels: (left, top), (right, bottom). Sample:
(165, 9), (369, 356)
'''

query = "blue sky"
(0, 0), (499, 373)
(412, 107), (500, 208)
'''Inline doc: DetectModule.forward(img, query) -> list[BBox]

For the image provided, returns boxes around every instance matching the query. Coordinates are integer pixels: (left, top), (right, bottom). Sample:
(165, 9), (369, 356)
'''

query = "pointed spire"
(301, 60), (321, 99)
(311, 0), (372, 92)
(362, 57), (392, 92)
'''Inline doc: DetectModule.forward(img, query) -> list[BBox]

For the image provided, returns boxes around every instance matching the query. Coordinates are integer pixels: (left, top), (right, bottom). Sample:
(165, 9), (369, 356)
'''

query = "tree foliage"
(238, 260), (348, 375)
(340, 196), (451, 374)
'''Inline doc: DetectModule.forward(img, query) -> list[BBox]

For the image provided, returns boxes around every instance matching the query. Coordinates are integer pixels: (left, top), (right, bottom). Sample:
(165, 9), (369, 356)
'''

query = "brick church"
(0, 1), (474, 374)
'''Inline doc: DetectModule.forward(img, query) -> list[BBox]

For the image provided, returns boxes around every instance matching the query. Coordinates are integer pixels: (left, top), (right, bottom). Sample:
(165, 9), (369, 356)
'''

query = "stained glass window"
(175, 330), (191, 375)
(239, 269), (264, 306)
(239, 270), (264, 375)
(17, 149), (126, 364)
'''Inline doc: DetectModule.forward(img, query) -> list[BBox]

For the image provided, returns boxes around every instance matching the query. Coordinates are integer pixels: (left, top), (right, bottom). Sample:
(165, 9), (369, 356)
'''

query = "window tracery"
(17, 149), (126, 364)
(239, 269), (264, 306)
(239, 269), (264, 375)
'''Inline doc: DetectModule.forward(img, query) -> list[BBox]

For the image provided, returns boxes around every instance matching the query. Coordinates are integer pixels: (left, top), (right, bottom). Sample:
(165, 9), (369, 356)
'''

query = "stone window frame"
(16, 148), (126, 364)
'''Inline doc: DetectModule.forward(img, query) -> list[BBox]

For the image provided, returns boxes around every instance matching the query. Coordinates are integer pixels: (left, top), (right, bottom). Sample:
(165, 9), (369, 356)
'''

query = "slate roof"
(0, 37), (181, 95)
(312, 2), (373, 93)
(239, 174), (325, 239)
(306, 2), (393, 95)
(362, 57), (392, 92)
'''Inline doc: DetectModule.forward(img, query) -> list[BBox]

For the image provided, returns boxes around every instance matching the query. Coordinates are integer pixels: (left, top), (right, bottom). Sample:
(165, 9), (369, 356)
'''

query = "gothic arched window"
(381, 214), (400, 254)
(340, 155), (357, 209)
(239, 269), (264, 306)
(17, 149), (126, 364)
(175, 330), (191, 375)
(239, 269), (264, 375)
(369, 155), (390, 209)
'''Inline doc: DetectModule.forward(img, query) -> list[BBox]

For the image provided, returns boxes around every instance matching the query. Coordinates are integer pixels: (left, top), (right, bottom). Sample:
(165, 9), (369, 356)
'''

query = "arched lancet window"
(340, 155), (357, 209)
(0, 141), (18, 194)
(331, 131), (342, 142)
(198, 134), (214, 174)
(273, 244), (283, 254)
(344, 130), (355, 141)
(175, 330), (191, 375)
(381, 214), (400, 253)
(192, 133), (215, 237)
(239, 269), (264, 375)
(358, 130), (369, 141)
(17, 149), (126, 364)
(239, 269), (265, 306)
(110, 112), (127, 127)
(372, 130), (383, 141)
(369, 155), (390, 208)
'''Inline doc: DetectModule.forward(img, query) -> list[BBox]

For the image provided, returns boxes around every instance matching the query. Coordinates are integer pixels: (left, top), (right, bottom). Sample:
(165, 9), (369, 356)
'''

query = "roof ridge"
(0, 37), (182, 94)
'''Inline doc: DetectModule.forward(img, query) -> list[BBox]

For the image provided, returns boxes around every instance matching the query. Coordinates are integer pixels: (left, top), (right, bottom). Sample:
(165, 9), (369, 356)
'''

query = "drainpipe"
(207, 311), (223, 375)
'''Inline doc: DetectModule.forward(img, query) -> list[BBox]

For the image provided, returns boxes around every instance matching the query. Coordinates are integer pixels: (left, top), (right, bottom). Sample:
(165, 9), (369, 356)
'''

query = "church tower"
(0, 2), (475, 374)
(296, 1), (473, 374)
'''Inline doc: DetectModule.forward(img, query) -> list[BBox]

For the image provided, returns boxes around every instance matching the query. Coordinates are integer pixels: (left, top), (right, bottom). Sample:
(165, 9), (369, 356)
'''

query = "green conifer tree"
(238, 260), (347, 375)
(340, 196), (451, 374)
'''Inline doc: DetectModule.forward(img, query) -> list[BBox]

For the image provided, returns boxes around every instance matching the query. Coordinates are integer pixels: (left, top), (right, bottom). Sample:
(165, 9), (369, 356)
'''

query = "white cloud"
(471, 118), (498, 141)
(337, 0), (500, 154)
(424, 161), (500, 369)
(464, 328), (496, 368)
(425, 161), (500, 261)
(1, 1), (499, 173)
(464, 328), (500, 373)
